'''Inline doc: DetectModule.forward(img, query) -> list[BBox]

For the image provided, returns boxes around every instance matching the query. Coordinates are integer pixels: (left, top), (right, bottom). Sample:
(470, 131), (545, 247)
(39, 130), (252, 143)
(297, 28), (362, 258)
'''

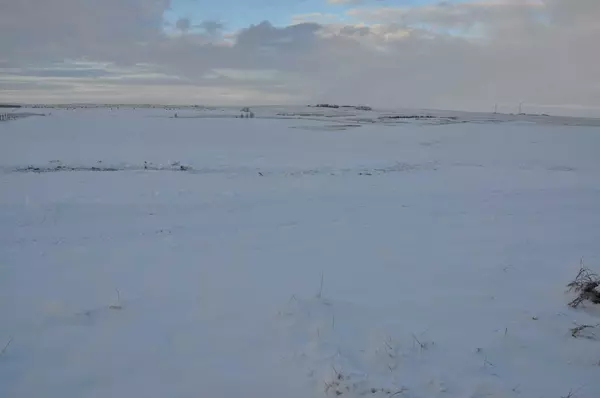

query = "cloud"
(198, 20), (224, 35)
(327, 0), (366, 4)
(339, 25), (370, 36)
(176, 18), (192, 32)
(346, 1), (546, 36)
(0, 0), (169, 64)
(291, 13), (340, 25)
(1, 0), (599, 115)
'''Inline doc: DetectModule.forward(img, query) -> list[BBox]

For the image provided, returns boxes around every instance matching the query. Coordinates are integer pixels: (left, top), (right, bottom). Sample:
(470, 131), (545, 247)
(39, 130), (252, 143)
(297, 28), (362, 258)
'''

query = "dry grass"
(570, 323), (599, 339)
(561, 386), (585, 398)
(323, 367), (408, 397)
(567, 262), (600, 308)
(108, 288), (123, 310)
(0, 337), (13, 357)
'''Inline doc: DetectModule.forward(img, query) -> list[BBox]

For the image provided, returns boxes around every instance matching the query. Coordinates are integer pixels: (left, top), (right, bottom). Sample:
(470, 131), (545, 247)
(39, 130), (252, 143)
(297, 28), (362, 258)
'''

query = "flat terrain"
(1, 107), (600, 398)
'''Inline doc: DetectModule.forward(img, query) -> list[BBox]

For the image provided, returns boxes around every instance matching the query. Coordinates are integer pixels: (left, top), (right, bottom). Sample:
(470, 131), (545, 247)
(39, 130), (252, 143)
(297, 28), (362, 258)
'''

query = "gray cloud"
(0, 0), (599, 115)
(176, 18), (192, 32)
(198, 20), (224, 35)
(0, 0), (169, 64)
(339, 25), (370, 36)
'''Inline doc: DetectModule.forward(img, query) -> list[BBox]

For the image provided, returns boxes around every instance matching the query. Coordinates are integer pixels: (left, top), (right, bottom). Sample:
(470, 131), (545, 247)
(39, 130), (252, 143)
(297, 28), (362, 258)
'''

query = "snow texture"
(1, 106), (600, 398)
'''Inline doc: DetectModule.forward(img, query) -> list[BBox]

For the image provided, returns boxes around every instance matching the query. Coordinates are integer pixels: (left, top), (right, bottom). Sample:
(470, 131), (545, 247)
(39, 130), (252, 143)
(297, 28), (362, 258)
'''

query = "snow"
(1, 107), (600, 398)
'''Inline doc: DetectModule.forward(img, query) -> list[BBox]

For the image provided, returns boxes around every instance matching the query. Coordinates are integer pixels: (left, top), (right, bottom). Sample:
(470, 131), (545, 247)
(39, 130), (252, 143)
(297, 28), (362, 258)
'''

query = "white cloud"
(291, 13), (341, 25)
(1, 0), (599, 115)
(327, 0), (362, 4)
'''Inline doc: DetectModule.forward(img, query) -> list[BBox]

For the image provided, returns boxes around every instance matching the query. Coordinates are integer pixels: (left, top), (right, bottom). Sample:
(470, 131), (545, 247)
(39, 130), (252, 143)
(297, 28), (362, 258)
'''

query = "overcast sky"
(1, 0), (599, 115)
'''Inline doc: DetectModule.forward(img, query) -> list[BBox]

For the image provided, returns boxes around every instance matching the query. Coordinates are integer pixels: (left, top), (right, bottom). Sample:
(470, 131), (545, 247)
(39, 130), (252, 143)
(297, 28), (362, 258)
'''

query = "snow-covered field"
(1, 107), (600, 398)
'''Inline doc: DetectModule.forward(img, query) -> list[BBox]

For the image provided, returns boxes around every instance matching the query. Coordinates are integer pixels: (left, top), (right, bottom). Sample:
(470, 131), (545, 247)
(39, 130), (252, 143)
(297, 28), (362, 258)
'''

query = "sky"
(1, 0), (599, 115)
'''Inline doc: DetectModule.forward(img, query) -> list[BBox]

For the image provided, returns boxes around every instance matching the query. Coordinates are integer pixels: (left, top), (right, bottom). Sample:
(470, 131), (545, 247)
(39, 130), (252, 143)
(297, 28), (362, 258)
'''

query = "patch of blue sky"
(164, 0), (335, 31)
(163, 0), (487, 32)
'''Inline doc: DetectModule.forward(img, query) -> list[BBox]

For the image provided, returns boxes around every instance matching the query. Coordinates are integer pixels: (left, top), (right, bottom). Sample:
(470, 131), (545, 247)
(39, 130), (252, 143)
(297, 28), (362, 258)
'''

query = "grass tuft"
(567, 261), (600, 308)
(0, 337), (13, 357)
